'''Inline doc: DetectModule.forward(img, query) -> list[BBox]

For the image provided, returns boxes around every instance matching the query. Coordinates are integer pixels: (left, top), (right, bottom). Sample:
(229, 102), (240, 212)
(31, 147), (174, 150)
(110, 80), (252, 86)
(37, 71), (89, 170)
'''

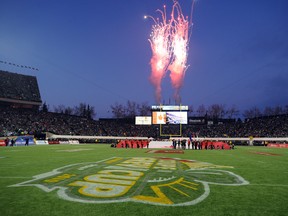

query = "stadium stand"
(0, 70), (41, 109)
(0, 107), (101, 137)
(1, 105), (287, 139)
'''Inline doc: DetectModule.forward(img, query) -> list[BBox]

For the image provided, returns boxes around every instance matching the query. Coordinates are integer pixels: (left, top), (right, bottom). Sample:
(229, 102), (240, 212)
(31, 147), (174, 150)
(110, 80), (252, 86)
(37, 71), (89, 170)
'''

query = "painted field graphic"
(10, 157), (249, 206)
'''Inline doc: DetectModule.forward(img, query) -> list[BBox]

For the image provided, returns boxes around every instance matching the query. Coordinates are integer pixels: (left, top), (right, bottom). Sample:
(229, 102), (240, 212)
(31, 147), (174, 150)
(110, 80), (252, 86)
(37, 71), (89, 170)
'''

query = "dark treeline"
(109, 101), (288, 120)
(42, 101), (288, 120)
(41, 102), (96, 119)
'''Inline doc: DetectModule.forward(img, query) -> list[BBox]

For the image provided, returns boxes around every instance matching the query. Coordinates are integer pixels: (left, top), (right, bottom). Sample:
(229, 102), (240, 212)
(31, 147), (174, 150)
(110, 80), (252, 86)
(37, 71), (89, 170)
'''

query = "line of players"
(172, 139), (202, 150)
(116, 139), (150, 149)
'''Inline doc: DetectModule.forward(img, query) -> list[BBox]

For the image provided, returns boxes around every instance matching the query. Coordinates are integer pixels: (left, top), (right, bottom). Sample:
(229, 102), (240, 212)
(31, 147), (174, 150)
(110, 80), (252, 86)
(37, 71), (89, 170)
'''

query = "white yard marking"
(249, 184), (288, 187)
(57, 149), (92, 152)
(0, 176), (31, 179)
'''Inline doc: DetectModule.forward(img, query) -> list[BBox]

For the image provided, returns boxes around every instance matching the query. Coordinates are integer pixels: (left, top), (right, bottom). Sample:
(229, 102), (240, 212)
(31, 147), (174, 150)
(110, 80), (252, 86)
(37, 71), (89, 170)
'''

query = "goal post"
(151, 104), (188, 137)
(160, 123), (182, 137)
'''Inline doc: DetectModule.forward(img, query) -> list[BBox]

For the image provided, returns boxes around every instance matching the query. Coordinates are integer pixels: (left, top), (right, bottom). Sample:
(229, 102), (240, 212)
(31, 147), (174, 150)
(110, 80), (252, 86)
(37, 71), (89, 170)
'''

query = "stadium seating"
(1, 106), (288, 139)
(0, 70), (41, 103)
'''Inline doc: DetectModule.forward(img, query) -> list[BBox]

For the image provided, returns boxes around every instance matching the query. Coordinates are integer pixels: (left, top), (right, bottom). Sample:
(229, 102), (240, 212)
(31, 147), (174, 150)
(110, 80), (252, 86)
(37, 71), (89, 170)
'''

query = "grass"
(0, 144), (287, 216)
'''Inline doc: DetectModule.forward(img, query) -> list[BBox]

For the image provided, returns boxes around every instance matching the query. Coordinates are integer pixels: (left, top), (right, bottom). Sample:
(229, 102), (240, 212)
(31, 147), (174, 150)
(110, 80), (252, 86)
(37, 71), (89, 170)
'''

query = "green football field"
(0, 144), (287, 216)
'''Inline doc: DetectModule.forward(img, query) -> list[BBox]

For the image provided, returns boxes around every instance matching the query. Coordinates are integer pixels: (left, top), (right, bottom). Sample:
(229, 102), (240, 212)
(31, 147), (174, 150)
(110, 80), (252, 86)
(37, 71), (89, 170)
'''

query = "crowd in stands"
(0, 70), (41, 102)
(1, 106), (287, 138)
(0, 107), (101, 137)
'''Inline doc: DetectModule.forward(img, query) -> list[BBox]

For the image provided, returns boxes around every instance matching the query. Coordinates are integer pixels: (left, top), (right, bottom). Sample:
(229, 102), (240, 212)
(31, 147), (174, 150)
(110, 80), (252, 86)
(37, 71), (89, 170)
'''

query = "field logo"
(10, 157), (249, 206)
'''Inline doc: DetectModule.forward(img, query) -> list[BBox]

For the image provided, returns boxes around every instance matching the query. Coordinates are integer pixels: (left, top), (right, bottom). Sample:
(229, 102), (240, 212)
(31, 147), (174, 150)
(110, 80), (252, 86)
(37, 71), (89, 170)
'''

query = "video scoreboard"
(151, 105), (188, 125)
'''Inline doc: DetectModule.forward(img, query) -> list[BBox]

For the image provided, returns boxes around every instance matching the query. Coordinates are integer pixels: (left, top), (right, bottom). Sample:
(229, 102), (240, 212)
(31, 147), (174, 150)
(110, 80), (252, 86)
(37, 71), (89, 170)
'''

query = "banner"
(69, 140), (80, 144)
(35, 140), (49, 145)
(0, 140), (5, 146)
(268, 143), (288, 148)
(48, 140), (60, 145)
(15, 136), (34, 146)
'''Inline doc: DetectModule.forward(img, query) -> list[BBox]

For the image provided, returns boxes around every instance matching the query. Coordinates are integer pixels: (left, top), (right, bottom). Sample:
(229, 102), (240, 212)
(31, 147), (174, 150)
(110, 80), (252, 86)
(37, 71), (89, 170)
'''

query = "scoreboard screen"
(166, 112), (187, 124)
(151, 105), (188, 125)
(135, 116), (152, 125)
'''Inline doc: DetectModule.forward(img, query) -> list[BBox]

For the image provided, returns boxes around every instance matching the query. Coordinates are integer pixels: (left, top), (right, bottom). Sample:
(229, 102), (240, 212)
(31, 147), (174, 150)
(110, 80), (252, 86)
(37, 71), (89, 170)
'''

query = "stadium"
(0, 69), (288, 216)
(1, 0), (288, 215)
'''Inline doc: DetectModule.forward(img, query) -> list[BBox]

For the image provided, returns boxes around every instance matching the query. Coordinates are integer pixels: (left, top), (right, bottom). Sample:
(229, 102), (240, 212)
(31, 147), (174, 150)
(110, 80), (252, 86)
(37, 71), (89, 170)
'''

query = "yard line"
(249, 183), (288, 187)
(0, 176), (31, 179)
(0, 165), (19, 167)
(257, 161), (265, 163)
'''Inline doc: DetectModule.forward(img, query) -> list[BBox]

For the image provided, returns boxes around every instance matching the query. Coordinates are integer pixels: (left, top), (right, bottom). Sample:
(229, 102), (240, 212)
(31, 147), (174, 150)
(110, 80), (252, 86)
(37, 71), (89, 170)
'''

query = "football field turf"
(0, 144), (287, 216)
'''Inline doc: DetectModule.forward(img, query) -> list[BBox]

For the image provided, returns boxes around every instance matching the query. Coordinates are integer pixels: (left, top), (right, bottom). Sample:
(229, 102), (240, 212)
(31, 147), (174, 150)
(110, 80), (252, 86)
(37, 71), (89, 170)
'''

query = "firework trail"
(146, 0), (194, 104)
(168, 0), (191, 103)
(146, 5), (172, 104)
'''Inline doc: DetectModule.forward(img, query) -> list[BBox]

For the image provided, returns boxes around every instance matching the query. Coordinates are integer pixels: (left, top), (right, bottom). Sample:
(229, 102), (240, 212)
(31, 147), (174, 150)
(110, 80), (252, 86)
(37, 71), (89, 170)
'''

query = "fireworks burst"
(146, 0), (194, 104)
(146, 5), (172, 103)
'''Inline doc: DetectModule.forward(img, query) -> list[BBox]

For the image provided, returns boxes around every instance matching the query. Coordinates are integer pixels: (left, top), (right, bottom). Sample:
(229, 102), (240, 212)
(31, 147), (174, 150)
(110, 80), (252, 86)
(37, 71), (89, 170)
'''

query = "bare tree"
(53, 104), (66, 114)
(263, 106), (274, 116)
(274, 105), (283, 115)
(207, 104), (226, 119)
(243, 106), (262, 118)
(196, 104), (206, 117)
(285, 105), (288, 114)
(74, 103), (87, 117)
(86, 104), (96, 119)
(68, 103), (96, 119)
(64, 106), (74, 115)
(126, 100), (137, 117)
(110, 102), (126, 118)
(226, 105), (239, 119)
(138, 102), (151, 116)
(41, 102), (49, 112)
(188, 105), (194, 116)
(51, 103), (96, 118)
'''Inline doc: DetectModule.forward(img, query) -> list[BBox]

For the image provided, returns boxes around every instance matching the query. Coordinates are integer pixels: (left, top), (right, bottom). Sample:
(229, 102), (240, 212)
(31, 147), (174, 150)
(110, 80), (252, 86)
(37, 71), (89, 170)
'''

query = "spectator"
(0, 106), (287, 138)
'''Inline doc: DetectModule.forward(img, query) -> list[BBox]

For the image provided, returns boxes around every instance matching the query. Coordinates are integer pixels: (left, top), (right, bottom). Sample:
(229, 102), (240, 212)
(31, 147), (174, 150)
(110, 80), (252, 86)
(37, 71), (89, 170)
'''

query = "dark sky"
(0, 0), (287, 118)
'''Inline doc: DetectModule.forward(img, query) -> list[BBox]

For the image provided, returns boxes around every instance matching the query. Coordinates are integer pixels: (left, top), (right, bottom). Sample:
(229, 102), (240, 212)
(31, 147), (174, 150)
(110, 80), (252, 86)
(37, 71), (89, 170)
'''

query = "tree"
(64, 106), (73, 115)
(86, 104), (96, 119)
(111, 101), (151, 118)
(207, 104), (226, 119)
(74, 103), (96, 119)
(41, 102), (49, 112)
(243, 106), (261, 119)
(53, 103), (96, 119)
(285, 105), (288, 114)
(196, 104), (206, 117)
(126, 100), (137, 117)
(188, 105), (194, 116)
(53, 104), (66, 114)
(263, 106), (274, 116)
(138, 102), (151, 116)
(74, 103), (87, 117)
(273, 105), (283, 115)
(226, 105), (239, 119)
(110, 102), (126, 118)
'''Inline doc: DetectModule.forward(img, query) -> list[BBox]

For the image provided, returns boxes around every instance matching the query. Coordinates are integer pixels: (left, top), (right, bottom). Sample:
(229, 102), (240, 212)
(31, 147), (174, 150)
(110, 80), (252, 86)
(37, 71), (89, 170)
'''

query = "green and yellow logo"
(10, 157), (249, 206)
